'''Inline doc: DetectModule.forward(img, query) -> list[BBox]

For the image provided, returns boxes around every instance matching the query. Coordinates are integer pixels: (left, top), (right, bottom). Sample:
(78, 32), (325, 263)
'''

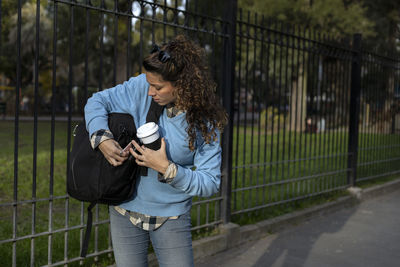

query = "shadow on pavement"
(253, 207), (356, 267)
(197, 189), (400, 267)
(196, 205), (358, 267)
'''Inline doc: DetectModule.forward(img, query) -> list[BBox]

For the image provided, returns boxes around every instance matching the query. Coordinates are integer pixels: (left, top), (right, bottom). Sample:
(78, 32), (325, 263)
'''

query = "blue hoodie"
(84, 74), (221, 217)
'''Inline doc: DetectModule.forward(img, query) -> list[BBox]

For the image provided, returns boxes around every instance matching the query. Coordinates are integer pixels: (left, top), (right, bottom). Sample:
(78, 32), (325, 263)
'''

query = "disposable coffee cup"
(136, 122), (161, 150)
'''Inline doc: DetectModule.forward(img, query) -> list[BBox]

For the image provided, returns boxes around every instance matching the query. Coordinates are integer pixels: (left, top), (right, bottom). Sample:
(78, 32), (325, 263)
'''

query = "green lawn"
(1, 120), (399, 266)
(231, 125), (400, 214)
(0, 121), (114, 266)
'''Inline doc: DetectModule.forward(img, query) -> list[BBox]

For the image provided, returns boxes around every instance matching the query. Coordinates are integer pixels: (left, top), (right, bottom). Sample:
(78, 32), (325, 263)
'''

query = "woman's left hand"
(130, 138), (170, 175)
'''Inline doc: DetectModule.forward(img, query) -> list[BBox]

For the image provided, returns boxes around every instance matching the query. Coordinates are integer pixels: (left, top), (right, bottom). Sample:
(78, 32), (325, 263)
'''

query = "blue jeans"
(109, 206), (194, 267)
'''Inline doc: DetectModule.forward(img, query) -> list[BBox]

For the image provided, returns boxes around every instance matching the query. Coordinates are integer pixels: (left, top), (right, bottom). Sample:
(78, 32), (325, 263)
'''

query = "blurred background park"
(0, 0), (399, 266)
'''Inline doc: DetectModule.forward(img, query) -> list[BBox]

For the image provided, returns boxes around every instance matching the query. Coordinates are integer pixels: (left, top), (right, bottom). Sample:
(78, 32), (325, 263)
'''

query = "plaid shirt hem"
(114, 206), (179, 231)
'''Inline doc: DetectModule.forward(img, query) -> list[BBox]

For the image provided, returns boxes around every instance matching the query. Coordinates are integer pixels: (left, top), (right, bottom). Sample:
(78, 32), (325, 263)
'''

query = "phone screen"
(122, 142), (133, 153)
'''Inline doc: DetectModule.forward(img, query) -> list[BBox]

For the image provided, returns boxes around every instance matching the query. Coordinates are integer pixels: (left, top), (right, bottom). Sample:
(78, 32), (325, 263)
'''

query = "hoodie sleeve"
(169, 131), (222, 198)
(84, 74), (149, 137)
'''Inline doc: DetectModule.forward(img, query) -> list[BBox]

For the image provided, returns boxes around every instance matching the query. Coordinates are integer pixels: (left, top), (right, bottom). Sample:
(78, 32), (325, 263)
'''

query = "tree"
(237, 0), (376, 132)
(362, 0), (400, 53)
(361, 0), (400, 133)
(239, 0), (375, 38)
(0, 1), (53, 113)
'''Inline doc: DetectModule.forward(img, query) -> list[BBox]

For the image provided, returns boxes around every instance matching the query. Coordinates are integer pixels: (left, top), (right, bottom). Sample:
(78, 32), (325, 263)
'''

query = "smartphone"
(122, 142), (133, 153)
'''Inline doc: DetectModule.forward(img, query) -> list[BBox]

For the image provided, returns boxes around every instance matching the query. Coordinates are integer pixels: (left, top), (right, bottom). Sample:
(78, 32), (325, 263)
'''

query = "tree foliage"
(239, 0), (375, 38)
(1, 0), (398, 117)
(361, 0), (400, 54)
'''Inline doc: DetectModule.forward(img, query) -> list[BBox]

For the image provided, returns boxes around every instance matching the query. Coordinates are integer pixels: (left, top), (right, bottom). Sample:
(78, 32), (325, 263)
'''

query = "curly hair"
(142, 35), (227, 151)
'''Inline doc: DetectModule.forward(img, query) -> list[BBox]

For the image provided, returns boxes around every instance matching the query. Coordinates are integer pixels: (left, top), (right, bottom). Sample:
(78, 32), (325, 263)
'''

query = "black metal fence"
(230, 12), (354, 220)
(0, 0), (399, 266)
(357, 51), (400, 182)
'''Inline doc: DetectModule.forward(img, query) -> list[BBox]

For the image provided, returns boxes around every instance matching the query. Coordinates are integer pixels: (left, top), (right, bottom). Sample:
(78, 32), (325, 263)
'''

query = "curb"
(188, 195), (357, 264)
(142, 177), (400, 266)
(360, 178), (400, 200)
(189, 177), (400, 265)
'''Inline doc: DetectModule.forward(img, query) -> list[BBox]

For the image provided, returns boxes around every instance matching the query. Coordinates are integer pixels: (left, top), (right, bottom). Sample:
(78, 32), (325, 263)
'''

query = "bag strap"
(138, 99), (165, 176)
(80, 202), (96, 257)
(146, 99), (164, 123)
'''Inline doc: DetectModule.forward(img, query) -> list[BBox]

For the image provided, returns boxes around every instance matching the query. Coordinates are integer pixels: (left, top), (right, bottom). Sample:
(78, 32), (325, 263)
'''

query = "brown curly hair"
(143, 35), (227, 151)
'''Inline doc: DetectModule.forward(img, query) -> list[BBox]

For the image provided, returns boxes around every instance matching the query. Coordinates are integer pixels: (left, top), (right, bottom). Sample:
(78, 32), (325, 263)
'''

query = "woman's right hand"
(98, 139), (129, 166)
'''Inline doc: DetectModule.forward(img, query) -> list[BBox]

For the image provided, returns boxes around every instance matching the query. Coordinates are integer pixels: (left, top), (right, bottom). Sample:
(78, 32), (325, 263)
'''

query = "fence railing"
(230, 11), (354, 220)
(357, 51), (400, 182)
(0, 0), (399, 266)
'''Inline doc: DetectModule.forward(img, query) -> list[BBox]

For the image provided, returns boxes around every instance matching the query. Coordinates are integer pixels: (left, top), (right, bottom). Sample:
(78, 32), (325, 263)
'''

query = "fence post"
(347, 33), (362, 186)
(221, 0), (237, 224)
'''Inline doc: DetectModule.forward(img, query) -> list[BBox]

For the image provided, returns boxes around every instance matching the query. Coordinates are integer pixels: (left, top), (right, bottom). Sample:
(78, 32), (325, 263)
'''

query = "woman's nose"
(148, 86), (156, 96)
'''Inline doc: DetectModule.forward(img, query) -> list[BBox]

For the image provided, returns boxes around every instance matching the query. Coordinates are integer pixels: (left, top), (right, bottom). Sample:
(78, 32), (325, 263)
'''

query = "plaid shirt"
(90, 103), (181, 230)
(114, 206), (178, 231)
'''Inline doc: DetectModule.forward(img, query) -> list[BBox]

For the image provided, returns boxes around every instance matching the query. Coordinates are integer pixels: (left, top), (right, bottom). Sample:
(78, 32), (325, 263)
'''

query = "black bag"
(68, 113), (138, 205)
(68, 100), (164, 257)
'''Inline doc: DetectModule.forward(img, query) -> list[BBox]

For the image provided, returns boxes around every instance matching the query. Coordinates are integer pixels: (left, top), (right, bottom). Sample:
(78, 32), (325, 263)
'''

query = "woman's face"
(145, 71), (177, 106)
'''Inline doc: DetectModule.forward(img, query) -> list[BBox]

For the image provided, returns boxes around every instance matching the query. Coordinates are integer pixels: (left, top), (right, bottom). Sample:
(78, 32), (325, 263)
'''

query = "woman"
(84, 35), (227, 266)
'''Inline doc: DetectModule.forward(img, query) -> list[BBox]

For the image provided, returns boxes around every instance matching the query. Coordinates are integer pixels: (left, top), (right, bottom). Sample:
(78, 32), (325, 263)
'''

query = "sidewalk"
(195, 188), (400, 267)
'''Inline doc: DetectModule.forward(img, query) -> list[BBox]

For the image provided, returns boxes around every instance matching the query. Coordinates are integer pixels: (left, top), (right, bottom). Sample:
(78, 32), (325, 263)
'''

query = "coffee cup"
(136, 122), (161, 150)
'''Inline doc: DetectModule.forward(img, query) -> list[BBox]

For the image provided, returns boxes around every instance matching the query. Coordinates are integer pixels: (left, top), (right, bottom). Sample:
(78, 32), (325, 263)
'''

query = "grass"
(0, 121), (74, 202)
(230, 125), (400, 214)
(0, 201), (112, 266)
(1, 120), (399, 266)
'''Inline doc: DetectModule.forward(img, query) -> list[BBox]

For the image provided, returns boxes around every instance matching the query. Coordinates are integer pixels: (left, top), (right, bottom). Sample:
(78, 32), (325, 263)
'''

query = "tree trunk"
(290, 64), (307, 132)
(117, 46), (128, 84)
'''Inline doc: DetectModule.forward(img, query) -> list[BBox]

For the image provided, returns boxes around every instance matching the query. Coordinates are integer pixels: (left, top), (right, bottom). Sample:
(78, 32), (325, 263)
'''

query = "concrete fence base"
(146, 177), (400, 266)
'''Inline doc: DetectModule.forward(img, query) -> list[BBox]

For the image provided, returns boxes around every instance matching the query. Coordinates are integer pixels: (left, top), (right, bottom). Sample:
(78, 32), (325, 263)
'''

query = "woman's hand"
(98, 139), (129, 166)
(130, 138), (169, 174)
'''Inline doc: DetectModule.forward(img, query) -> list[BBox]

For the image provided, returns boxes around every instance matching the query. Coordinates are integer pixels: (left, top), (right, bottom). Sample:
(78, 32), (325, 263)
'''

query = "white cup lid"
(137, 122), (159, 139)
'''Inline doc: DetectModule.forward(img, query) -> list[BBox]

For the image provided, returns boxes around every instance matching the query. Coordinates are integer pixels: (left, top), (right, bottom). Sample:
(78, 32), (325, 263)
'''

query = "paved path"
(196, 189), (400, 267)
